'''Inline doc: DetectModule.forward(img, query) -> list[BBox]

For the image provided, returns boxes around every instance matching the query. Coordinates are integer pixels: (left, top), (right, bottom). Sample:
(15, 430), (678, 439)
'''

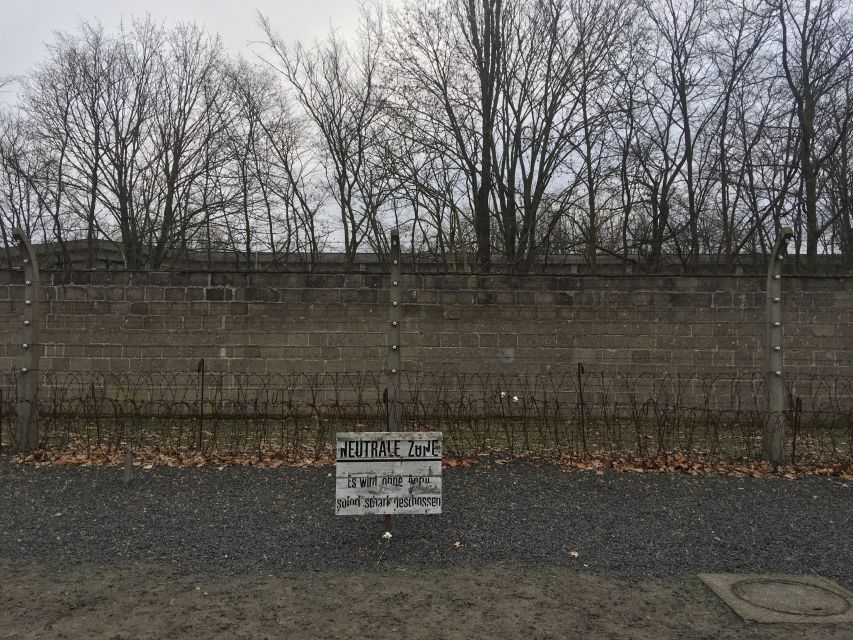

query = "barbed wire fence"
(1, 368), (850, 464)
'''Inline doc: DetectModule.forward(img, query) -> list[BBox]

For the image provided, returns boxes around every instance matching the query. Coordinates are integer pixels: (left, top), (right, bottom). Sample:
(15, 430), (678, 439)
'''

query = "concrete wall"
(0, 270), (850, 379)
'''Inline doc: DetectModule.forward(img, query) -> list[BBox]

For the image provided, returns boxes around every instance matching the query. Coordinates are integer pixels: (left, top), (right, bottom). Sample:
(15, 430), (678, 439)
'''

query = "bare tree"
(149, 24), (226, 268)
(568, 0), (634, 268)
(777, 0), (853, 270)
(21, 24), (107, 267)
(0, 113), (36, 261)
(4, 1), (853, 271)
(642, 0), (719, 265)
(260, 10), (395, 263)
(386, 0), (507, 271)
(492, 0), (584, 270)
(825, 61), (852, 261)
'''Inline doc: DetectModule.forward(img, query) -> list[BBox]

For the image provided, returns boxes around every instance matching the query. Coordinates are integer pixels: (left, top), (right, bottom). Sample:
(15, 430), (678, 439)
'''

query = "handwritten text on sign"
(335, 432), (442, 515)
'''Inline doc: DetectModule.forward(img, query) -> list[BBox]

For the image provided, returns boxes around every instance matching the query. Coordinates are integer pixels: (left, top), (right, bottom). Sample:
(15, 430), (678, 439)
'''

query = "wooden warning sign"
(335, 432), (442, 516)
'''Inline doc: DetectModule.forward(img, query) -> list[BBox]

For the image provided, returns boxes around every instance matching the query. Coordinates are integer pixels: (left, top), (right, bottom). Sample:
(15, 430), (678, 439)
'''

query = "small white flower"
(382, 531), (392, 540)
(512, 395), (519, 403)
(500, 391), (507, 398)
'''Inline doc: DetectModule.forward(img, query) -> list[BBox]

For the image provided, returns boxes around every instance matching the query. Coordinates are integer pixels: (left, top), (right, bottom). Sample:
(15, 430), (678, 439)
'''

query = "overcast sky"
(1, 0), (370, 96)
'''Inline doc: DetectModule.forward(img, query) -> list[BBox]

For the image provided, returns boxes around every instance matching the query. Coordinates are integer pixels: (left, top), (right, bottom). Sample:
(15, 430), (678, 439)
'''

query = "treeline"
(0, 0), (851, 272)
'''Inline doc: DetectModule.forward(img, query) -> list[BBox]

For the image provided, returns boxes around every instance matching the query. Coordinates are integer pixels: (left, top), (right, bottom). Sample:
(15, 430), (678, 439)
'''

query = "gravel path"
(1, 458), (850, 588)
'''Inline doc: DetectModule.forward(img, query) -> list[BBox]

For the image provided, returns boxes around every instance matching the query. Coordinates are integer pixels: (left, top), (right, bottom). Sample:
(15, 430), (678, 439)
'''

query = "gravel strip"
(1, 459), (850, 587)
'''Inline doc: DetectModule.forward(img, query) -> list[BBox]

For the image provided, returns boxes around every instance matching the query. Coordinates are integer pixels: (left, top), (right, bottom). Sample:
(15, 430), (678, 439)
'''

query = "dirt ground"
(2, 560), (850, 640)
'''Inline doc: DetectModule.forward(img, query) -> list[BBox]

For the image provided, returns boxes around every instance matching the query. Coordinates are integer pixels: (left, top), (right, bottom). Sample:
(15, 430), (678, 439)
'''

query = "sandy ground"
(2, 560), (851, 640)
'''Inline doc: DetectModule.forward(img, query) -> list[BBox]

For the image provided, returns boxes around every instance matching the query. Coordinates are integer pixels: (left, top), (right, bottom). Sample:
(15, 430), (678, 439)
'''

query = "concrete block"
(145, 287), (166, 301)
(165, 288), (185, 302)
(812, 324), (836, 337)
(205, 287), (231, 301)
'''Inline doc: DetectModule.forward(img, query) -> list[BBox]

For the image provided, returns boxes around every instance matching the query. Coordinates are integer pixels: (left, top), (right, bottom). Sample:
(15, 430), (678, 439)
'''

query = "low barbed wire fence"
(1, 368), (851, 465)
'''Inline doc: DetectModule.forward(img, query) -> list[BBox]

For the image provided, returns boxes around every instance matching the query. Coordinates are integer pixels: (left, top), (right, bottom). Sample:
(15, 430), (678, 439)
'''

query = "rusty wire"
(0, 369), (850, 463)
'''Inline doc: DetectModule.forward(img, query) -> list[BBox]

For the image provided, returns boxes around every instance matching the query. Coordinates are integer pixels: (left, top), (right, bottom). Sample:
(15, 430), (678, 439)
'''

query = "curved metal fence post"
(763, 227), (792, 466)
(384, 230), (402, 534)
(11, 228), (41, 452)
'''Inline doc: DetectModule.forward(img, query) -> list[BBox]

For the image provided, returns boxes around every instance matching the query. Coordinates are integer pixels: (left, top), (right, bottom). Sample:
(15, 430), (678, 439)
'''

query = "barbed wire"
(1, 369), (850, 463)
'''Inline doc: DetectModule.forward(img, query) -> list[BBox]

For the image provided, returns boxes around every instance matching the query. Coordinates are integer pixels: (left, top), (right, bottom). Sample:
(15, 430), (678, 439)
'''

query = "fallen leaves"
(443, 458), (476, 469)
(10, 442), (337, 471)
(8, 442), (851, 480)
(550, 451), (853, 480)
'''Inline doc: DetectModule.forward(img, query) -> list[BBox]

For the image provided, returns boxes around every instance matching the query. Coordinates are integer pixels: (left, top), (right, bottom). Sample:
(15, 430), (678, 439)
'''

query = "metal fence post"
(197, 358), (206, 450)
(11, 228), (41, 452)
(763, 226), (792, 466)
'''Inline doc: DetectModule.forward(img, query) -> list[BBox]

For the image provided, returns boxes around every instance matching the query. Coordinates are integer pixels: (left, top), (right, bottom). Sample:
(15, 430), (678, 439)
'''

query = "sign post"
(335, 432), (442, 516)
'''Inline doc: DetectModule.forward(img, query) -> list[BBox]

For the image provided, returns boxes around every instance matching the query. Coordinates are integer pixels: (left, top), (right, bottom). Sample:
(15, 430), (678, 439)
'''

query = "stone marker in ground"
(122, 452), (134, 485)
(335, 432), (442, 516)
(699, 573), (853, 624)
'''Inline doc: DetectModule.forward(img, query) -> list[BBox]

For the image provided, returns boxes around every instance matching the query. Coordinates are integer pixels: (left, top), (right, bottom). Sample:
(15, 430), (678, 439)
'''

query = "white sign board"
(335, 431), (442, 516)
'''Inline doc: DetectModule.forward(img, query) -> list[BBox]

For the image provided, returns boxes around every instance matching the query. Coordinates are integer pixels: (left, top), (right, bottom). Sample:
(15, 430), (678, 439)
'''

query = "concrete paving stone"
(700, 573), (853, 624)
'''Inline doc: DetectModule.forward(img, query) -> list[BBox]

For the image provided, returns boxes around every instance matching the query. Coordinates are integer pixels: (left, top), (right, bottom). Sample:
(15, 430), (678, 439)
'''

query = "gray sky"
(1, 0), (368, 92)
